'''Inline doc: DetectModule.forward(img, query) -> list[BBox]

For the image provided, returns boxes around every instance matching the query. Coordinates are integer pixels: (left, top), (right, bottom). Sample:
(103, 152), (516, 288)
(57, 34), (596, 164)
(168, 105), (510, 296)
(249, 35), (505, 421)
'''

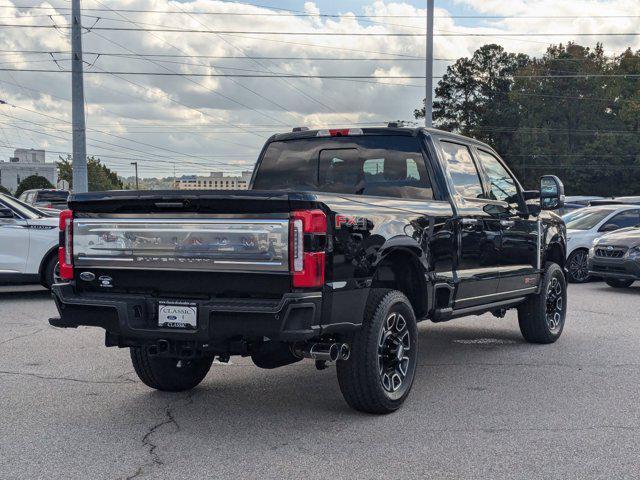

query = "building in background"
(174, 171), (253, 190)
(0, 149), (57, 193)
(11, 148), (46, 164)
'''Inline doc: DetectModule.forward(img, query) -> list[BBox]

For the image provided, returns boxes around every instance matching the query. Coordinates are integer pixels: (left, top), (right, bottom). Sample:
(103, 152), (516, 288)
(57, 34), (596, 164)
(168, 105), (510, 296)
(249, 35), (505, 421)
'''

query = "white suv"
(0, 193), (60, 289)
(563, 204), (640, 283)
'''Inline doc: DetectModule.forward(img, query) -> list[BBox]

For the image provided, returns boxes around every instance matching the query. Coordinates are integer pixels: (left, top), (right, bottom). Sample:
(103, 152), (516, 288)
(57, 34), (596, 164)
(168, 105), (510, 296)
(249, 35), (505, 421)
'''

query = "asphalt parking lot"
(1, 282), (639, 480)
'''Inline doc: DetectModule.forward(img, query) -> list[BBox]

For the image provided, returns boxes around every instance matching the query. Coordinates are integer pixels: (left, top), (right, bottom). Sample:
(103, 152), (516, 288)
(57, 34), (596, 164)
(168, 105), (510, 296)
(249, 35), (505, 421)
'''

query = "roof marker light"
(316, 128), (363, 137)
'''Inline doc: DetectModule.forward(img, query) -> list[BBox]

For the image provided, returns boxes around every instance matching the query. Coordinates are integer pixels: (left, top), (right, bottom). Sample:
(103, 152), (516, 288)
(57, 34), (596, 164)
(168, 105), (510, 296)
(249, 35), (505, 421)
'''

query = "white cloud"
(0, 0), (638, 177)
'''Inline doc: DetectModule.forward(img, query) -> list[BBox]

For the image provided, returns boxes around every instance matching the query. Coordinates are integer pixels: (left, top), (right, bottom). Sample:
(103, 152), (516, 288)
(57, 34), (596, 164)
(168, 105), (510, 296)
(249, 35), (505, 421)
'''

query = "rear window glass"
(37, 191), (69, 202)
(253, 135), (433, 200)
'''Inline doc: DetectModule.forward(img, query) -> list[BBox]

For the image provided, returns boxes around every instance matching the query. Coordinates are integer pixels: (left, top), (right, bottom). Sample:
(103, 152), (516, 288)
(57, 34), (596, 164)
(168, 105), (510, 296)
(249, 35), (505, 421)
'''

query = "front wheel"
(605, 278), (635, 288)
(566, 249), (590, 283)
(518, 262), (567, 344)
(337, 289), (418, 414)
(130, 347), (213, 392)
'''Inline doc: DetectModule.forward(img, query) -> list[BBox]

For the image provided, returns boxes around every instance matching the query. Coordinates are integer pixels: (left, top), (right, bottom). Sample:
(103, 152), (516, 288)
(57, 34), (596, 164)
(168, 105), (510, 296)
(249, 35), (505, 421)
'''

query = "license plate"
(158, 302), (198, 329)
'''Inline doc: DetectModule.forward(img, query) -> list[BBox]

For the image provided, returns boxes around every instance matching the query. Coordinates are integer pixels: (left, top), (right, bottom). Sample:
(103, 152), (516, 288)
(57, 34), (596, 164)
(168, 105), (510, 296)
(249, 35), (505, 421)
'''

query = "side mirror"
(600, 223), (619, 233)
(0, 207), (15, 219)
(540, 175), (565, 210)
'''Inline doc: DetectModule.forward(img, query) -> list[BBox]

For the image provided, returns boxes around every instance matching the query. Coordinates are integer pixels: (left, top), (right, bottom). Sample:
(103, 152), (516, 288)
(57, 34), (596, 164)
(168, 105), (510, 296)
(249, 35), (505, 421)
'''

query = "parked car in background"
(18, 189), (69, 210)
(0, 193), (60, 288)
(589, 227), (640, 289)
(590, 196), (640, 207)
(559, 196), (605, 216)
(563, 205), (640, 283)
(9, 195), (61, 218)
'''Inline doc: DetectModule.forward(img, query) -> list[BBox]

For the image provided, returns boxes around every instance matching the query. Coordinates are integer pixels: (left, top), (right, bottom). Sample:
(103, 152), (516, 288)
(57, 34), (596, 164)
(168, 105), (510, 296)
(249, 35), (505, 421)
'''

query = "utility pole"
(71, 0), (88, 193)
(131, 162), (139, 190)
(425, 0), (434, 127)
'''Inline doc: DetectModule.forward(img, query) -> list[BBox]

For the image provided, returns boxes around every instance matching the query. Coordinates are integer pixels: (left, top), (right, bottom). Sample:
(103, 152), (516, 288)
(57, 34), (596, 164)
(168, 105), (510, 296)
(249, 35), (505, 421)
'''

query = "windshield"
(564, 208), (614, 231)
(0, 194), (43, 219)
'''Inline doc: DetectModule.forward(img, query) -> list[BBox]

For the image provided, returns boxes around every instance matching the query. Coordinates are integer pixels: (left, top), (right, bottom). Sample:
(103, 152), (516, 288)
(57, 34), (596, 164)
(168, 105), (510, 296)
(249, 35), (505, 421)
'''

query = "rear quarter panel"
(299, 193), (455, 325)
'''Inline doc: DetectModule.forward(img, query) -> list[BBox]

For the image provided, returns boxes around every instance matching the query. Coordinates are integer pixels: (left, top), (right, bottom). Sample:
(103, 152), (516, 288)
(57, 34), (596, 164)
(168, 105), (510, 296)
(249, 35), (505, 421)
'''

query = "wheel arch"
(370, 243), (428, 319)
(38, 246), (58, 283)
(544, 241), (566, 271)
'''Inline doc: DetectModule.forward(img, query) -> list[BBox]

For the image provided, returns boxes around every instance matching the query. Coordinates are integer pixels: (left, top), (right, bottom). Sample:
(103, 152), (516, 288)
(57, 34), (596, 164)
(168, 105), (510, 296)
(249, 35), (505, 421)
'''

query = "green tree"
(416, 44), (528, 155)
(57, 155), (124, 191)
(0, 184), (11, 195)
(14, 175), (54, 197)
(416, 43), (640, 195)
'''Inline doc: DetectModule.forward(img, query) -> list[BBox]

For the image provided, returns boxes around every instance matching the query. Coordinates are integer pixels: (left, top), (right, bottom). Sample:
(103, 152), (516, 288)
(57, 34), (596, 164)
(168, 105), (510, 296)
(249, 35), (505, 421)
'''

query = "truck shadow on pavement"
(115, 322), (529, 429)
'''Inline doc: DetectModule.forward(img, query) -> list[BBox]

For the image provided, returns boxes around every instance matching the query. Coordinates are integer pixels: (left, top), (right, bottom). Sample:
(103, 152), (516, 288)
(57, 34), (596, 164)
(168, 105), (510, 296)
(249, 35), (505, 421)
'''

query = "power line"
(87, 1), (306, 126)
(164, 0), (355, 122)
(3, 68), (640, 80)
(2, 4), (639, 19)
(4, 23), (640, 36)
(3, 49), (636, 63)
(0, 118), (256, 169)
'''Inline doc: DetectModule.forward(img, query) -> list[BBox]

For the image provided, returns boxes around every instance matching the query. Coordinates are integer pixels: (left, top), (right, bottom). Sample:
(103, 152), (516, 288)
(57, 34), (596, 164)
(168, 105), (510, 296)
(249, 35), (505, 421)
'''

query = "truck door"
(474, 148), (539, 293)
(437, 140), (502, 308)
(0, 201), (30, 274)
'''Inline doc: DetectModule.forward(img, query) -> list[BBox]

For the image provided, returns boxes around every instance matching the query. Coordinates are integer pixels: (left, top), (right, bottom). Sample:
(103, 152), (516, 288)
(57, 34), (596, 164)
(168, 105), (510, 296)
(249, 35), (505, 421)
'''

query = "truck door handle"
(500, 220), (516, 227)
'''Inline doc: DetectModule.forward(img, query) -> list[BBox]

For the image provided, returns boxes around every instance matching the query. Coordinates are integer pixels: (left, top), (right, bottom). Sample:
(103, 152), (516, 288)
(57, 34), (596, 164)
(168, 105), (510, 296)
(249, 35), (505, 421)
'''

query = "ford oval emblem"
(79, 272), (95, 282)
(607, 246), (614, 251)
(167, 315), (177, 320)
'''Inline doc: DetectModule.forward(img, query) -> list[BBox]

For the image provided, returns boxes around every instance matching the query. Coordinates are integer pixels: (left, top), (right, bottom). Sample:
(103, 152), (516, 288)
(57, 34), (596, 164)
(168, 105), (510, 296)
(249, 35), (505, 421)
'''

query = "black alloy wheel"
(378, 311), (412, 396)
(567, 250), (590, 283)
(545, 276), (565, 334)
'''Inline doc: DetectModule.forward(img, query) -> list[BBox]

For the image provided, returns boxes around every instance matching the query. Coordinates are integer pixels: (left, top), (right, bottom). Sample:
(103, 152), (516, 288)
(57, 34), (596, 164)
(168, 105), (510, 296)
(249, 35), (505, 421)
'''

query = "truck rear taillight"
(58, 209), (74, 280)
(290, 209), (327, 288)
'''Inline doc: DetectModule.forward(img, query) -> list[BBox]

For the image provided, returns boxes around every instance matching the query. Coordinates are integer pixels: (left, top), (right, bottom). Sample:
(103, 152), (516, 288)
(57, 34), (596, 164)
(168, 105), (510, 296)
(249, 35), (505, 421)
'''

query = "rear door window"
(439, 141), (483, 199)
(607, 210), (640, 229)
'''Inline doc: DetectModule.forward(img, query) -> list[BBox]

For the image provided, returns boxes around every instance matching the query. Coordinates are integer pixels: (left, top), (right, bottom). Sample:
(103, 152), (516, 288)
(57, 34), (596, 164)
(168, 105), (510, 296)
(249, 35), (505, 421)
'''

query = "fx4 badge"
(335, 214), (369, 231)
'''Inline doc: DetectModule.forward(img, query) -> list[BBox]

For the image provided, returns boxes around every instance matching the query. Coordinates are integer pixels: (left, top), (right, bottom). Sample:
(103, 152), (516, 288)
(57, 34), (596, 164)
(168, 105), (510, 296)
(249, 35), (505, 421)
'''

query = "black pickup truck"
(50, 126), (567, 413)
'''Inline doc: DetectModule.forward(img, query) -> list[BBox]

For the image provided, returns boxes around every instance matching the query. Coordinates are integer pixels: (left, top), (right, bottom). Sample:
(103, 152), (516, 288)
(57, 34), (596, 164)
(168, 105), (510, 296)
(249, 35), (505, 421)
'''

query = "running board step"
(432, 298), (525, 323)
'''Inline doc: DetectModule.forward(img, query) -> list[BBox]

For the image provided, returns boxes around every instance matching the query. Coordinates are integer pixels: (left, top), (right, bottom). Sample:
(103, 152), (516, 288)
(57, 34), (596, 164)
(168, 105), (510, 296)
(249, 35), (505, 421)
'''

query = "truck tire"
(336, 289), (418, 414)
(605, 278), (634, 288)
(130, 347), (213, 392)
(517, 262), (567, 344)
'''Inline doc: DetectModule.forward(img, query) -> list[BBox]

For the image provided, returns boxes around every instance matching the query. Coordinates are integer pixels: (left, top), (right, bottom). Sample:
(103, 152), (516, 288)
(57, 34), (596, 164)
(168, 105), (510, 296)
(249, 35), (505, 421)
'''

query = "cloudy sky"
(0, 0), (638, 179)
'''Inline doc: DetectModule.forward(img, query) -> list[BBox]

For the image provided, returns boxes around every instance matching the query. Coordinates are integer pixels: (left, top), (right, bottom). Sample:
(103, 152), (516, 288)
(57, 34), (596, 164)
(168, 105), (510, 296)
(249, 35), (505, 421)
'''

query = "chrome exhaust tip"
(338, 343), (350, 361)
(297, 342), (350, 362)
(309, 343), (340, 362)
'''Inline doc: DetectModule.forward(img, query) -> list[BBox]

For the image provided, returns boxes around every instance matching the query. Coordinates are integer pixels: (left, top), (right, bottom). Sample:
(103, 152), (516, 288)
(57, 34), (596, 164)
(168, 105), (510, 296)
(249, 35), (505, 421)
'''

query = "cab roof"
(270, 126), (494, 151)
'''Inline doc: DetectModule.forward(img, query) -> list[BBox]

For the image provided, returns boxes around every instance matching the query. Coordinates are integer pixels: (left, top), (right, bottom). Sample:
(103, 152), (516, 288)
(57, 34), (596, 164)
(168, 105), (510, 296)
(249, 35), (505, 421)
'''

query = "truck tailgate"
(66, 190), (311, 297)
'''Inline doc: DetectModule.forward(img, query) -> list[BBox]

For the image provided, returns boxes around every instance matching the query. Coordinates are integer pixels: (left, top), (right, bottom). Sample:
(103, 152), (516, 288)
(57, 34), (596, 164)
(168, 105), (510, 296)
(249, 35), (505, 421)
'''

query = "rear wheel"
(337, 289), (418, 414)
(42, 255), (60, 290)
(518, 262), (567, 344)
(566, 249), (590, 283)
(605, 278), (634, 288)
(130, 347), (213, 392)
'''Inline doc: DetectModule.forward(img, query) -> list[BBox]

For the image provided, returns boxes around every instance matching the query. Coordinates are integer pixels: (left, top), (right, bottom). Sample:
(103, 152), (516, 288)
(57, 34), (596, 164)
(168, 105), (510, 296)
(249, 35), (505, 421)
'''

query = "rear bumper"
(588, 256), (640, 280)
(49, 283), (324, 344)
